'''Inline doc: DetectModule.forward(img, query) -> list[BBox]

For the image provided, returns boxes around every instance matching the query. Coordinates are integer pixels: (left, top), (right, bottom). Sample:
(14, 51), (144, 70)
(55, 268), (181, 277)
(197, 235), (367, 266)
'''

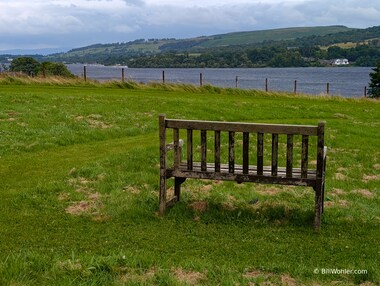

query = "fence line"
(79, 66), (368, 97)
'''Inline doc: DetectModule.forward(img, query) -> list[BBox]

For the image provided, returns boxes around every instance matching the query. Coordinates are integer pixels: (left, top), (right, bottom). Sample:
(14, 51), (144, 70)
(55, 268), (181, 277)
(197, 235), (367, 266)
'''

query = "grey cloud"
(1, 0), (379, 51)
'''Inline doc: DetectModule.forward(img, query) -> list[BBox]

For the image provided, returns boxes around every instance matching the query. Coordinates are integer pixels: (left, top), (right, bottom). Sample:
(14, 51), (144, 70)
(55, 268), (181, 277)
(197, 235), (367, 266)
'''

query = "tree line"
(2, 57), (74, 77)
(124, 44), (380, 68)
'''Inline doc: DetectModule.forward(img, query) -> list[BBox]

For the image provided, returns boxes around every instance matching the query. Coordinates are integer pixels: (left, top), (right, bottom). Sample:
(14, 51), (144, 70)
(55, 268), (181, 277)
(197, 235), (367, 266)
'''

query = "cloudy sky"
(0, 0), (379, 52)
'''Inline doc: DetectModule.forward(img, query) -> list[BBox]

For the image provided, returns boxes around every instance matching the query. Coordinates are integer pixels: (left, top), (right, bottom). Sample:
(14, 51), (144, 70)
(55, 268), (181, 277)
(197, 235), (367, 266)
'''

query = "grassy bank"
(0, 77), (379, 285)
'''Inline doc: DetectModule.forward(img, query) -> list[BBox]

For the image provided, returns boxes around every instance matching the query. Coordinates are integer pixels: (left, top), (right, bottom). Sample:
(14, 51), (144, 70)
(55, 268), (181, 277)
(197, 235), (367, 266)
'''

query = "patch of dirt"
(243, 270), (264, 279)
(331, 188), (345, 197)
(123, 185), (141, 194)
(119, 267), (157, 284)
(334, 173), (347, 181)
(325, 200), (349, 208)
(362, 174), (380, 183)
(0, 117), (17, 122)
(280, 274), (297, 286)
(200, 184), (213, 191)
(189, 201), (208, 213)
(374, 164), (380, 170)
(58, 192), (70, 201)
(65, 190), (103, 216)
(351, 189), (374, 198)
(172, 268), (206, 286)
(74, 114), (112, 129)
(222, 202), (236, 211)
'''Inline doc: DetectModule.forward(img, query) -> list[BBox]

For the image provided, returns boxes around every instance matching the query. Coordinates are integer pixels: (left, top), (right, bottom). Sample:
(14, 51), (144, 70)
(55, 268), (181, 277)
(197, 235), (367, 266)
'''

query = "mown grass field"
(0, 77), (379, 285)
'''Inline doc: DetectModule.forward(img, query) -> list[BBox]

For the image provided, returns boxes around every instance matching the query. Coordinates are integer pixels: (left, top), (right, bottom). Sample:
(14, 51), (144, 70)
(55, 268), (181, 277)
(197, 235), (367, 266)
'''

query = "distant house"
(333, 58), (349, 65)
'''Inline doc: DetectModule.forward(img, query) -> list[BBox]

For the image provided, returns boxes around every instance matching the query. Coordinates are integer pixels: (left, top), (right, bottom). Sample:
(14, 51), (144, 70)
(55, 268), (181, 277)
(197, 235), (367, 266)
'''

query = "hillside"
(45, 26), (354, 63)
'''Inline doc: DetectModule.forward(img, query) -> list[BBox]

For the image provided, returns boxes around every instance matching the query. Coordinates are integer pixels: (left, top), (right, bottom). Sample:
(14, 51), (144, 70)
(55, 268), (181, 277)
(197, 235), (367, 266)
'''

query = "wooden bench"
(159, 115), (327, 230)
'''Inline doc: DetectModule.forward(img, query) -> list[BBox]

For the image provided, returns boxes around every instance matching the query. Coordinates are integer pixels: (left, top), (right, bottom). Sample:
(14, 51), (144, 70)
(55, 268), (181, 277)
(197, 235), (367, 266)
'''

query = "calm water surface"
(67, 64), (372, 97)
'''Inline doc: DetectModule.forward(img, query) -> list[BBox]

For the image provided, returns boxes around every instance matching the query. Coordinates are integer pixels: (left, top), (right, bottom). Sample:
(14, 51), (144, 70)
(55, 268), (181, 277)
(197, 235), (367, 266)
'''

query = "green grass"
(0, 77), (379, 285)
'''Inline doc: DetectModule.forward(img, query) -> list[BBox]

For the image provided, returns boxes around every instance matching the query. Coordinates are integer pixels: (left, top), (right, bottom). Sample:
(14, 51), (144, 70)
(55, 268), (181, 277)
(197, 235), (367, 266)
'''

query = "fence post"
(121, 68), (125, 83)
(364, 86), (367, 97)
(326, 82), (330, 95)
(265, 78), (268, 92)
(235, 76), (238, 88)
(162, 70), (165, 84)
(84, 65), (87, 82)
(294, 80), (297, 94)
(200, 73), (203, 87)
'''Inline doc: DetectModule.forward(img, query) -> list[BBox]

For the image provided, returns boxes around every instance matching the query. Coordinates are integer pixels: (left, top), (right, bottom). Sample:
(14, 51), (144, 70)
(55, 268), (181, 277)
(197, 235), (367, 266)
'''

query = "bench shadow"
(172, 199), (315, 227)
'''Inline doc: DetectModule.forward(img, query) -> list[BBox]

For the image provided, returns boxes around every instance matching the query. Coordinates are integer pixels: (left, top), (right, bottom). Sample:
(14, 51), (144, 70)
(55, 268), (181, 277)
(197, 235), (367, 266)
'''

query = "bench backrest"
(159, 115), (325, 183)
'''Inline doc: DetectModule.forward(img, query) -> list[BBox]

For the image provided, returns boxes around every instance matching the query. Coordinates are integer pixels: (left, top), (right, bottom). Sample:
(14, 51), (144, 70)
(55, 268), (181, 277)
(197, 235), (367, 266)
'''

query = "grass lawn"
(0, 77), (379, 285)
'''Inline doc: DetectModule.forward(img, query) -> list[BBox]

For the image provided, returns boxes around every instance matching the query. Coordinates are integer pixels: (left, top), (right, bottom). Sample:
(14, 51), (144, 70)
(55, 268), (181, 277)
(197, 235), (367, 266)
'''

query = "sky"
(0, 0), (379, 53)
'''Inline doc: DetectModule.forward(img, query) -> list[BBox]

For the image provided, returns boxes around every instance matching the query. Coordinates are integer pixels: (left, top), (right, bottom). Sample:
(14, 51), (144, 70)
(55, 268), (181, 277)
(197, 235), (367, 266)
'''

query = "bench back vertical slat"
(257, 132), (264, 175)
(229, 131), (235, 173)
(301, 135), (309, 178)
(316, 122), (325, 178)
(286, 134), (294, 178)
(271, 133), (279, 176)
(174, 128), (180, 168)
(187, 129), (193, 171)
(201, 130), (207, 171)
(243, 132), (249, 174)
(214, 130), (221, 172)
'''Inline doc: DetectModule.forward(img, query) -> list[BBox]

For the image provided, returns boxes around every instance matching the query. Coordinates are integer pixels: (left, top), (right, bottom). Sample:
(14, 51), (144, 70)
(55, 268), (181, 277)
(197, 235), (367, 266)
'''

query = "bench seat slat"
(168, 166), (316, 187)
(170, 162), (316, 181)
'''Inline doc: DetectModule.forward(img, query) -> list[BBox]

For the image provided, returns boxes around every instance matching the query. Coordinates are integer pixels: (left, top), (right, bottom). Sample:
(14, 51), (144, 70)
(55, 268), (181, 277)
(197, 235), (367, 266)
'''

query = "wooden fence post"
(121, 68), (125, 83)
(265, 78), (268, 92)
(364, 86), (367, 97)
(235, 76), (238, 88)
(162, 70), (165, 84)
(84, 66), (87, 82)
(200, 73), (203, 87)
(294, 80), (297, 94)
(326, 83), (330, 95)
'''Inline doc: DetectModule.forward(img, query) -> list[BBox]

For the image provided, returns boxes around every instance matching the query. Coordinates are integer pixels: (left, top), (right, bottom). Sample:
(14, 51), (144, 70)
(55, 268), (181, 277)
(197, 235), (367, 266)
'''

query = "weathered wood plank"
(257, 133), (264, 175)
(301, 135), (309, 178)
(171, 169), (316, 187)
(173, 128), (180, 168)
(286, 134), (294, 178)
(243, 132), (249, 174)
(187, 129), (193, 171)
(229, 131), (235, 173)
(201, 130), (207, 171)
(214, 130), (221, 172)
(316, 122), (325, 178)
(271, 133), (278, 176)
(166, 119), (318, 135)
(159, 114), (167, 214)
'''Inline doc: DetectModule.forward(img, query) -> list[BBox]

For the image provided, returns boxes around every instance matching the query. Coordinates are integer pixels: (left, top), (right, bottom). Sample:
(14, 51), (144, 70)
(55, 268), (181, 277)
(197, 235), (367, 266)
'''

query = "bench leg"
(174, 177), (186, 202)
(159, 173), (167, 215)
(314, 184), (323, 231)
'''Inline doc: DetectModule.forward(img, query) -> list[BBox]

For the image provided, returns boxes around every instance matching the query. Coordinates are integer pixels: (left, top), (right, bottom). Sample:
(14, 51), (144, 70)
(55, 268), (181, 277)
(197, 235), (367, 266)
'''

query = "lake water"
(67, 64), (373, 97)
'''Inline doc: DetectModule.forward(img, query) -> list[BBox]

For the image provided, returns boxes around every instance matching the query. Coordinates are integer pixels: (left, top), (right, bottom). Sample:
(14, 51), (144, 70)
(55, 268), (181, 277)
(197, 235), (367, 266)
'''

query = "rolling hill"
(45, 26), (354, 63)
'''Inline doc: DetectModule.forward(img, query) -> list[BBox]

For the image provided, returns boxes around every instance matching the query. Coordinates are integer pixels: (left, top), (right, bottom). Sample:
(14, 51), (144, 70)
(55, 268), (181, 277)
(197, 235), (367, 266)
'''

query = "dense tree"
(39, 62), (75, 77)
(368, 62), (380, 98)
(10, 57), (40, 76)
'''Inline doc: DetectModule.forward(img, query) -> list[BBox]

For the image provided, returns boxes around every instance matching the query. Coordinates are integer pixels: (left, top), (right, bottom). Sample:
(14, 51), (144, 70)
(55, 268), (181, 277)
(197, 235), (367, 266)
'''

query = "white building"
(333, 58), (349, 65)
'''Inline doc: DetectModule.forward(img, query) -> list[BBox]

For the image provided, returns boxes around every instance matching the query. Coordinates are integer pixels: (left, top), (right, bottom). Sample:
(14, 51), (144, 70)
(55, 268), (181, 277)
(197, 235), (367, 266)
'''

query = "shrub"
(368, 61), (380, 98)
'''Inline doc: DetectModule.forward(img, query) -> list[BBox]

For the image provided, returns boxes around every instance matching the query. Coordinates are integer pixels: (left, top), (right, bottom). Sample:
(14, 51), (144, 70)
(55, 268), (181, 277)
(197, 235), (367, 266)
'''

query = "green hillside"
(46, 25), (354, 63)
(197, 26), (353, 47)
